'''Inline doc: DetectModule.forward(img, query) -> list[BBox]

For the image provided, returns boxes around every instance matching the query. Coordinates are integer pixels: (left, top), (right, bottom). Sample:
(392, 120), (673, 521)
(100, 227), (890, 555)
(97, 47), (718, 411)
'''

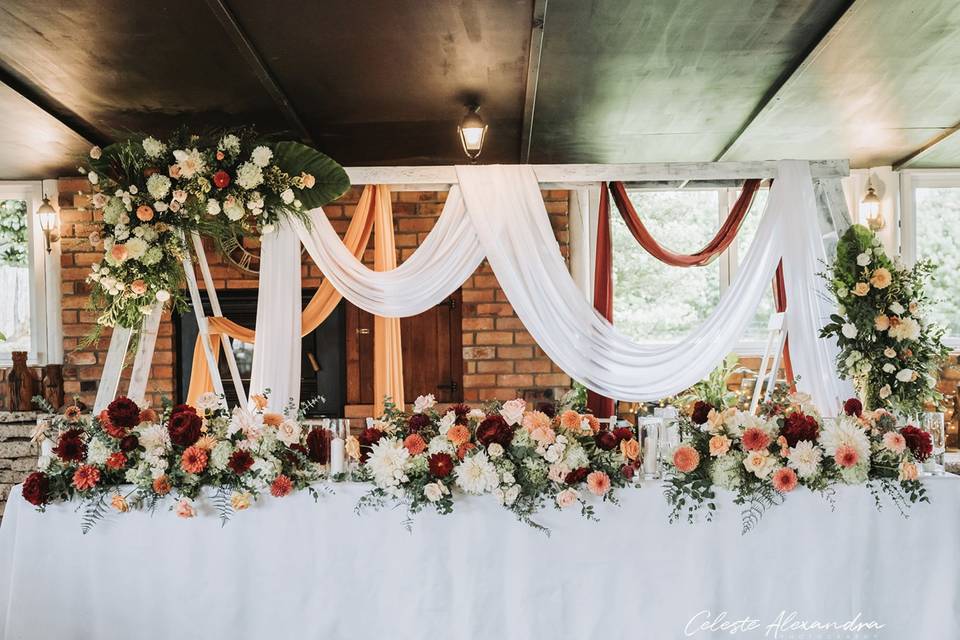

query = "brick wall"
(53, 179), (572, 411)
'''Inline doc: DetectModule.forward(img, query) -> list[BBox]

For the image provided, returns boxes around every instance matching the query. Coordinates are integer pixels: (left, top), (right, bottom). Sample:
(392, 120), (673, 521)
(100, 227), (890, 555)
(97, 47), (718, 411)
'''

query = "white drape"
(250, 222), (302, 412)
(258, 161), (847, 413)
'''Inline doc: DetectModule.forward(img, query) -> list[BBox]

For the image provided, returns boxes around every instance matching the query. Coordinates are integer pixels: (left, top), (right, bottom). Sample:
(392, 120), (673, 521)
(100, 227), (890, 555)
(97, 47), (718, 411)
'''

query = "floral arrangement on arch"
(820, 224), (948, 417)
(352, 394), (641, 530)
(80, 130), (350, 328)
(663, 387), (930, 533)
(24, 393), (332, 532)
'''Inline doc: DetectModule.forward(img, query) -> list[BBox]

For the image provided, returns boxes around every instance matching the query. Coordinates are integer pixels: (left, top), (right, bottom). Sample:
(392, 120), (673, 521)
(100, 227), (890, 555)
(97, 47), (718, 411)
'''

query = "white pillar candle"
(330, 437), (345, 475)
(640, 418), (661, 476)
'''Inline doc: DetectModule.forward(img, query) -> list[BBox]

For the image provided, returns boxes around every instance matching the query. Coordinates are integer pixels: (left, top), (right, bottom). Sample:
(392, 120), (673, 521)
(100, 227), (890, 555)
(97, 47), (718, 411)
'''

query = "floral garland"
(351, 395), (641, 529)
(664, 388), (931, 533)
(26, 394), (330, 532)
(820, 224), (948, 416)
(80, 130), (349, 328)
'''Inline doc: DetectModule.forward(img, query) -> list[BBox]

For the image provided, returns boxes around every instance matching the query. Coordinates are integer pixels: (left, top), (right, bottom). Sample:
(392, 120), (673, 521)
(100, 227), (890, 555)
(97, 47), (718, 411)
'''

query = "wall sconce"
(860, 175), (884, 231)
(458, 105), (488, 161)
(36, 196), (60, 253)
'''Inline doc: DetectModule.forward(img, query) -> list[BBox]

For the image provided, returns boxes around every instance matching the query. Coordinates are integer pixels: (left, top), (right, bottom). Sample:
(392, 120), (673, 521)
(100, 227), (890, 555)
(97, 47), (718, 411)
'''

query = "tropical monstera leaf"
(273, 141), (351, 209)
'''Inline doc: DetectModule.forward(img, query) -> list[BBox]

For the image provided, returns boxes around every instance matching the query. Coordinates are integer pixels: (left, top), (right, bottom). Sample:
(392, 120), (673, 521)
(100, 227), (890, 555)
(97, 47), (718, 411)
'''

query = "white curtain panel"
(279, 161), (846, 412)
(250, 222), (303, 412)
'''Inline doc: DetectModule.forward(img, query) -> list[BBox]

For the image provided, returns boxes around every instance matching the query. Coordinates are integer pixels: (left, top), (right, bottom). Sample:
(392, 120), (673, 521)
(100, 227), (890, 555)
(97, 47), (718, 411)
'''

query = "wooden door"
(346, 290), (463, 406)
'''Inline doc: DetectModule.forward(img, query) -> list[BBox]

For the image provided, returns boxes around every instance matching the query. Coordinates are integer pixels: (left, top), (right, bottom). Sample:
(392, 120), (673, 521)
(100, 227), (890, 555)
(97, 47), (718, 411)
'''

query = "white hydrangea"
(563, 442), (589, 469)
(103, 198), (125, 225)
(210, 441), (234, 472)
(146, 173), (171, 200)
(710, 452), (743, 490)
(142, 137), (166, 158)
(86, 438), (111, 466)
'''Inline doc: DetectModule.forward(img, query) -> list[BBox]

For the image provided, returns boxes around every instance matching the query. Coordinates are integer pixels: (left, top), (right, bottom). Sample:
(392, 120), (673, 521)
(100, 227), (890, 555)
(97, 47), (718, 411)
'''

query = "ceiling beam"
(519, 0), (548, 163)
(0, 66), (107, 148)
(204, 0), (314, 144)
(892, 120), (960, 170)
(713, 0), (858, 162)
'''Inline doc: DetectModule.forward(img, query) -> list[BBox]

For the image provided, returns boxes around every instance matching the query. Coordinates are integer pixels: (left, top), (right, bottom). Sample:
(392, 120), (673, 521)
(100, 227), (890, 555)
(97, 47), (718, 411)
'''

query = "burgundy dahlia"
(476, 415), (514, 448)
(450, 403), (471, 425)
(107, 397), (141, 430)
(621, 463), (636, 481)
(429, 452), (454, 478)
(167, 411), (202, 448)
(358, 427), (383, 463)
(595, 430), (618, 451)
(691, 401), (714, 425)
(843, 398), (863, 417)
(228, 449), (254, 474)
(22, 471), (49, 506)
(119, 434), (140, 452)
(900, 425), (933, 462)
(170, 404), (197, 417)
(781, 412), (819, 447)
(564, 467), (590, 485)
(407, 413), (431, 432)
(612, 427), (634, 443)
(306, 428), (329, 464)
(53, 428), (86, 463)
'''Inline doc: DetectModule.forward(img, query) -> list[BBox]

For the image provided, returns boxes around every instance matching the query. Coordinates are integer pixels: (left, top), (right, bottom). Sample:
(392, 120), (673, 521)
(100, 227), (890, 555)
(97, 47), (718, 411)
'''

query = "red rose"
(53, 428), (86, 462)
(843, 398), (863, 417)
(612, 427), (634, 443)
(22, 471), (48, 506)
(595, 430), (618, 451)
(691, 401), (714, 425)
(781, 412), (819, 447)
(107, 397), (140, 430)
(900, 426), (933, 461)
(429, 452), (454, 478)
(213, 170), (231, 189)
(407, 414), (431, 432)
(477, 415), (514, 447)
(306, 428), (329, 464)
(167, 411), (202, 448)
(119, 434), (139, 452)
(565, 467), (590, 484)
(621, 463), (636, 480)
(228, 449), (254, 474)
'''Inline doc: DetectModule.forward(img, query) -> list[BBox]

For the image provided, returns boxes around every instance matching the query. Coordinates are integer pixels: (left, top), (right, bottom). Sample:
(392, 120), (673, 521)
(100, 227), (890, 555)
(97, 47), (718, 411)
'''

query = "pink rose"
(130, 279), (148, 295)
(110, 244), (128, 262)
(555, 488), (578, 509)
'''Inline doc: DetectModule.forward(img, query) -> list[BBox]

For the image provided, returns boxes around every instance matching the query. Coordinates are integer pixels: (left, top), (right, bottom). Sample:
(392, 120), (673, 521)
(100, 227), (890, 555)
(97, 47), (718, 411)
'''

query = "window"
(0, 182), (58, 365)
(901, 171), (960, 346)
(610, 184), (775, 353)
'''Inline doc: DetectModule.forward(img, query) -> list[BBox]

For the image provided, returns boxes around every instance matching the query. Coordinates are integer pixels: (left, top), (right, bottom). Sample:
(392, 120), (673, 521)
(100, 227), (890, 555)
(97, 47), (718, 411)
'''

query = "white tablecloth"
(1, 479), (958, 640)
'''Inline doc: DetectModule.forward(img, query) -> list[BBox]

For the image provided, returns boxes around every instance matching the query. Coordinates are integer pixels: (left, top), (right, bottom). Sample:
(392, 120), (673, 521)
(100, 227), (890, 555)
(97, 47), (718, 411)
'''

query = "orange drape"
(371, 185), (404, 415)
(186, 185), (380, 405)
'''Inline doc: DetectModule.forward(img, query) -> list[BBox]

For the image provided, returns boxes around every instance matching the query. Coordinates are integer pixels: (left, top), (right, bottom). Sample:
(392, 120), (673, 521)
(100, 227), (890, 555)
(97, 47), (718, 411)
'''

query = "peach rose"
(175, 499), (195, 519)
(709, 434), (731, 457)
(898, 461), (919, 481)
(870, 267), (892, 289)
(852, 282), (870, 297)
(620, 438), (640, 461)
(555, 488), (578, 508)
(586, 470), (611, 496)
(110, 244), (128, 262)
(251, 394), (268, 410)
(111, 494), (129, 512)
(130, 279), (148, 295)
(345, 435), (361, 460)
(522, 410), (551, 433)
(447, 424), (471, 447)
(136, 205), (154, 221)
(152, 476), (171, 496)
(529, 425), (556, 447)
(300, 172), (316, 188)
(168, 164), (182, 178)
(772, 467), (798, 493)
(263, 412), (283, 427)
(673, 445), (700, 473)
(231, 492), (252, 511)
(403, 433), (427, 456)
(875, 314), (890, 331)
(559, 410), (581, 431)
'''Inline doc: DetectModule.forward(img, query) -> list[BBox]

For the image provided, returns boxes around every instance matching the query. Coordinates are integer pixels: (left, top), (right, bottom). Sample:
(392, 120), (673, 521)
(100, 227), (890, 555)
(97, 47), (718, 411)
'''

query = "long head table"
(1, 478), (958, 639)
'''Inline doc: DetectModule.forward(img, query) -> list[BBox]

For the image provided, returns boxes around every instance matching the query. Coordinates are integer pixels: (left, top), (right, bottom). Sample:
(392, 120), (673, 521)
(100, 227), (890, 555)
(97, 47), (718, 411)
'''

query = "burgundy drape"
(587, 184), (616, 418)
(608, 179), (761, 266)
(772, 260), (796, 388)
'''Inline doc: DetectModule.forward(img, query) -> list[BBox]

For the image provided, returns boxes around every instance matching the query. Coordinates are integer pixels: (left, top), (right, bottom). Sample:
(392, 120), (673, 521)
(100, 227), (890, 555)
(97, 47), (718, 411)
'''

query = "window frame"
(0, 181), (58, 366)
(899, 169), (960, 348)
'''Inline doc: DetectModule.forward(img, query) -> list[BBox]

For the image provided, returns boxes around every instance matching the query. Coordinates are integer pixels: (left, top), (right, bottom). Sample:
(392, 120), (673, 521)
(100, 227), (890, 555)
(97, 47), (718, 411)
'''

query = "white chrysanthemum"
(142, 137), (166, 158)
(146, 173), (171, 200)
(427, 435), (455, 455)
(367, 438), (410, 489)
(210, 441), (234, 472)
(787, 440), (823, 479)
(819, 416), (871, 462)
(250, 145), (273, 167)
(455, 450), (499, 495)
(236, 162), (263, 190)
(86, 437), (111, 466)
(218, 134), (241, 155)
(250, 454), (281, 487)
(172, 148), (206, 178)
(138, 423), (170, 453)
(726, 411), (764, 437)
(710, 452), (743, 490)
(229, 407), (263, 439)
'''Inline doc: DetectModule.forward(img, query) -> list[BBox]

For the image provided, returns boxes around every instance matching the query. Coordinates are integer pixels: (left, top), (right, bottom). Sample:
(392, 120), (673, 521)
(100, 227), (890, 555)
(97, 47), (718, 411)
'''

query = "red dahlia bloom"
(843, 398), (863, 417)
(167, 411), (202, 448)
(22, 471), (48, 506)
(428, 452), (454, 478)
(119, 434), (139, 452)
(407, 413), (431, 432)
(564, 467), (590, 485)
(228, 450), (254, 475)
(106, 452), (127, 470)
(899, 426), (933, 461)
(691, 401), (714, 425)
(595, 430), (618, 451)
(476, 415), (514, 447)
(106, 397), (141, 430)
(306, 428), (329, 464)
(53, 428), (87, 462)
(213, 170), (231, 188)
(781, 412), (819, 447)
(270, 475), (293, 497)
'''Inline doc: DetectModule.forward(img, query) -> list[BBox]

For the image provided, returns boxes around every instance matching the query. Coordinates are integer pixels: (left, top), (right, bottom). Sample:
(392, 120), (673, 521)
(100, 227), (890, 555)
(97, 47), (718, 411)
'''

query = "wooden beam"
(519, 0), (548, 163)
(204, 0), (314, 144)
(344, 160), (849, 190)
(714, 0), (858, 162)
(892, 120), (960, 170)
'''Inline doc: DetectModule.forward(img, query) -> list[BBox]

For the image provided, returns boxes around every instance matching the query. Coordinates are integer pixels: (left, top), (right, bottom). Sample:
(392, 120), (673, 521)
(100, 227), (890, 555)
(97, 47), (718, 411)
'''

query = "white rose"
(89, 146), (102, 159)
(884, 347), (897, 358)
(224, 198), (245, 221)
(195, 392), (221, 411)
(841, 323), (858, 339)
(882, 363), (896, 373)
(88, 171), (99, 185)
(251, 145), (273, 167)
(856, 252), (871, 266)
(896, 369), (914, 383)
(206, 199), (221, 216)
(280, 188), (295, 204)
(488, 443), (504, 458)
(499, 398), (526, 426)
(156, 290), (171, 302)
(438, 411), (456, 434)
(501, 471), (515, 485)
(879, 384), (892, 399)
(276, 419), (302, 446)
(889, 301), (905, 315)
(413, 394), (436, 414)
(423, 482), (445, 503)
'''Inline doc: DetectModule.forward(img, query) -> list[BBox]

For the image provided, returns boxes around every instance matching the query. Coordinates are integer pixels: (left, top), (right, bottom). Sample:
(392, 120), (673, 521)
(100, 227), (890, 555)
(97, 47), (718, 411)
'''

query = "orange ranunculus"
(153, 476), (172, 496)
(403, 433), (427, 456)
(447, 424), (471, 447)
(456, 442), (476, 460)
(559, 410), (581, 431)
(136, 205), (154, 222)
(672, 445), (700, 473)
(251, 394), (268, 410)
(180, 446), (208, 474)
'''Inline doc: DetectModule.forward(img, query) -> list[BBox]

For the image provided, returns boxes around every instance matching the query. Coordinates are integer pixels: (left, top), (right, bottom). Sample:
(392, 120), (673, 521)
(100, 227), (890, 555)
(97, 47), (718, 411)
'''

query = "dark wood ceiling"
(1, 0), (960, 179)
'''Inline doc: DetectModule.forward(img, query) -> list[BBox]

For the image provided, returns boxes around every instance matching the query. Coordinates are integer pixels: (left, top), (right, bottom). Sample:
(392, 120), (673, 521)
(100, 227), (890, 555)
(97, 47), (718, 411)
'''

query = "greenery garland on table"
(663, 386), (930, 534)
(820, 224), (948, 416)
(79, 130), (350, 329)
